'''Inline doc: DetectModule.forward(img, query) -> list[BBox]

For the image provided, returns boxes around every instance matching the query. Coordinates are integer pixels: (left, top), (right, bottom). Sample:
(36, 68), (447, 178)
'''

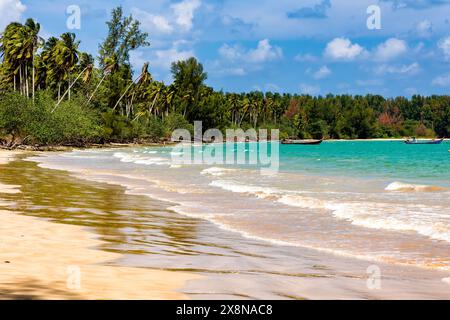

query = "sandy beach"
(0, 150), (198, 300)
(1, 147), (449, 300)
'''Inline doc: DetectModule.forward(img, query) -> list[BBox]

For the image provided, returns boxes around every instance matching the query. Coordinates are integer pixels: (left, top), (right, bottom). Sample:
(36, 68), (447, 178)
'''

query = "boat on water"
(281, 139), (323, 145)
(404, 137), (444, 145)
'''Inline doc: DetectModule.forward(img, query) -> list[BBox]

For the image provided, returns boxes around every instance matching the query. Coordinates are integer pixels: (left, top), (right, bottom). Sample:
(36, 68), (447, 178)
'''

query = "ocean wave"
(277, 194), (327, 210)
(209, 179), (450, 243)
(113, 152), (170, 166)
(330, 202), (450, 243)
(209, 180), (280, 199)
(385, 181), (448, 192)
(201, 167), (237, 177)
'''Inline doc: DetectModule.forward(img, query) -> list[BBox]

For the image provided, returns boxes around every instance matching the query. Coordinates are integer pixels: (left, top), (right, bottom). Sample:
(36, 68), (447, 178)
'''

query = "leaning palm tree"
(87, 54), (118, 104)
(112, 62), (152, 111)
(147, 81), (164, 116)
(52, 63), (93, 112)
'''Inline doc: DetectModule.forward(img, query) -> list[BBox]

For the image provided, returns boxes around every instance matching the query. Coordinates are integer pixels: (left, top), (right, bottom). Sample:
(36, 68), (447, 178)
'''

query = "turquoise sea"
(280, 141), (450, 185)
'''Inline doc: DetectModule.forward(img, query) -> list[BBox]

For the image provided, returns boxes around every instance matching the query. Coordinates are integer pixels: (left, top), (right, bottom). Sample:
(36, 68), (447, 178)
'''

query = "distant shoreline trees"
(0, 6), (448, 147)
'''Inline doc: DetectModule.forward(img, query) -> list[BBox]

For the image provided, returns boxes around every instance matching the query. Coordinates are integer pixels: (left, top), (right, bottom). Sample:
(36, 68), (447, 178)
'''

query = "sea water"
(31, 141), (450, 274)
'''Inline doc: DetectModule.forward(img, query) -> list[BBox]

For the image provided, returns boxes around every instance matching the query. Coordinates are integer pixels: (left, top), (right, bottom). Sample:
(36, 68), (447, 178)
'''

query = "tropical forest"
(0, 6), (449, 147)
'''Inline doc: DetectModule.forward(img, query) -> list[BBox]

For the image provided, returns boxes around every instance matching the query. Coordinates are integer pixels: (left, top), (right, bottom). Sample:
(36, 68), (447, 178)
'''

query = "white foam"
(201, 167), (237, 177)
(209, 180), (280, 199)
(386, 181), (448, 192)
(210, 179), (450, 243)
(278, 194), (327, 210)
(113, 152), (170, 166)
(330, 202), (450, 243)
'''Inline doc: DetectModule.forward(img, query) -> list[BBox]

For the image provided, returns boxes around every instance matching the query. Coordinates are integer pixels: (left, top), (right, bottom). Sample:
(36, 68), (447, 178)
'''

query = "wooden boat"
(404, 138), (444, 145)
(281, 139), (323, 145)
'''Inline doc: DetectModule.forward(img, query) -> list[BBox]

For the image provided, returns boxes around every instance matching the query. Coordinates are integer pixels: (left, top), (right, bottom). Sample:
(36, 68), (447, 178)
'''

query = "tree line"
(0, 6), (448, 147)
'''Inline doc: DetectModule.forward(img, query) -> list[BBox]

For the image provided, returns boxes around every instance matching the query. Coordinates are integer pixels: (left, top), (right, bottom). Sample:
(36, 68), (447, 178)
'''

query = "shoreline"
(1, 137), (446, 152)
(0, 150), (199, 300)
(2, 149), (449, 299)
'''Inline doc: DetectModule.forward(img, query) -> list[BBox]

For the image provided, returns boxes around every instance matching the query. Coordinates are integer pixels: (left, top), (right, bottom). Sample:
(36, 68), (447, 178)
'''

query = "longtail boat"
(404, 138), (444, 145)
(281, 139), (323, 145)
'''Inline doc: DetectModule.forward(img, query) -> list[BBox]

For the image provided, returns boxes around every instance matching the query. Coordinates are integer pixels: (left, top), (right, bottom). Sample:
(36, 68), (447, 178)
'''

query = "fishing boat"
(281, 139), (323, 145)
(404, 137), (444, 145)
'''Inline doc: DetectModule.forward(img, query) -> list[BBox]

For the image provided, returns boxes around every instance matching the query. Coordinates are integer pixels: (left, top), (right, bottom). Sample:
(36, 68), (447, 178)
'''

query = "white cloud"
(375, 62), (420, 75)
(131, 8), (174, 34)
(374, 38), (407, 61)
(432, 73), (450, 86)
(299, 83), (320, 95)
(218, 44), (242, 61)
(219, 39), (282, 63)
(313, 65), (331, 79)
(226, 68), (246, 76)
(294, 53), (318, 62)
(153, 46), (195, 69)
(171, 0), (201, 31)
(209, 63), (247, 76)
(324, 37), (365, 60)
(0, 0), (26, 30)
(416, 20), (433, 38)
(438, 37), (450, 60)
(247, 39), (283, 63)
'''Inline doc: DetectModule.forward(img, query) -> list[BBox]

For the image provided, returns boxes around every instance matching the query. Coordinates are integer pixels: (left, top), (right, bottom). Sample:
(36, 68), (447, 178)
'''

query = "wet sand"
(0, 150), (198, 300)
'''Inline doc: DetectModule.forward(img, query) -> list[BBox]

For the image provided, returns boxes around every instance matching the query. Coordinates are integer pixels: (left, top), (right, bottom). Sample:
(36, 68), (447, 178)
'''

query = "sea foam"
(385, 181), (448, 192)
(201, 167), (237, 177)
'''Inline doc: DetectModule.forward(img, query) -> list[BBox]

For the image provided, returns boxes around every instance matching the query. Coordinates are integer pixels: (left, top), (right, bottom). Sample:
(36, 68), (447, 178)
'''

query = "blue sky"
(1, 0), (450, 97)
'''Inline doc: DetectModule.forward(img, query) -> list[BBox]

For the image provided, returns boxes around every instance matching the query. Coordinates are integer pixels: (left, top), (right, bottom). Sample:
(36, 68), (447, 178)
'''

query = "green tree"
(171, 57), (207, 119)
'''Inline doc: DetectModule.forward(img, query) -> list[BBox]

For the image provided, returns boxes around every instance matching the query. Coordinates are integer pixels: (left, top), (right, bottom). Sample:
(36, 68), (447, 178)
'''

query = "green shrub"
(163, 113), (193, 137)
(0, 91), (101, 146)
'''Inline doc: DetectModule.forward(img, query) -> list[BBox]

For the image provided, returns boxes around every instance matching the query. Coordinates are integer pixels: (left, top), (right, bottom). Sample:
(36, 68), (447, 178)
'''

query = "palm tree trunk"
(68, 72), (71, 101)
(149, 93), (159, 114)
(25, 64), (29, 98)
(32, 49), (35, 102)
(88, 73), (107, 104)
(19, 65), (23, 95)
(53, 66), (91, 112)
(112, 73), (143, 111)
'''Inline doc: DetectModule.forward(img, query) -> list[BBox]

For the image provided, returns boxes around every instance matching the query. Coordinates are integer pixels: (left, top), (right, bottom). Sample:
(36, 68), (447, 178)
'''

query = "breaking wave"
(385, 181), (448, 192)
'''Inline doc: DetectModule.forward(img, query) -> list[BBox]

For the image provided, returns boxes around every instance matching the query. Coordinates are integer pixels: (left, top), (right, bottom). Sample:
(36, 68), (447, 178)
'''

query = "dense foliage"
(0, 7), (448, 147)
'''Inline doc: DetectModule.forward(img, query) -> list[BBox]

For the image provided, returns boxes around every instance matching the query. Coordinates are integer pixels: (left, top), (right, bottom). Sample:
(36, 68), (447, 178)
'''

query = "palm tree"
(0, 23), (20, 90)
(23, 19), (44, 101)
(43, 37), (65, 100)
(52, 63), (93, 112)
(54, 33), (79, 102)
(147, 81), (164, 116)
(0, 22), (32, 95)
(112, 62), (152, 112)
(87, 54), (118, 104)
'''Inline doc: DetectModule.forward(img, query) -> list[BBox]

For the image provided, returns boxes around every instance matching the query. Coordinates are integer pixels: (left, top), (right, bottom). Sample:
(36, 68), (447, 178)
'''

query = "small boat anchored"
(281, 139), (323, 145)
(404, 137), (444, 145)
